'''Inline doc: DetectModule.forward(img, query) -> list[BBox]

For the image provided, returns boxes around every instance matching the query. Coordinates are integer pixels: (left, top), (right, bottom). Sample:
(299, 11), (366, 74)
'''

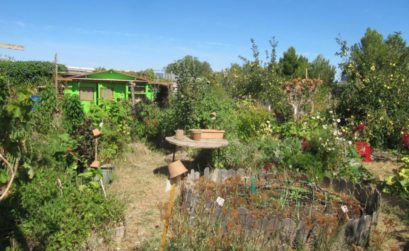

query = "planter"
(101, 164), (114, 185)
(175, 129), (184, 140)
(189, 129), (225, 141)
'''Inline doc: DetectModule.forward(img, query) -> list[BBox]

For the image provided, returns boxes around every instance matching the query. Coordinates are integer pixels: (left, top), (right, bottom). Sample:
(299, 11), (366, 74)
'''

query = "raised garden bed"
(168, 169), (381, 250)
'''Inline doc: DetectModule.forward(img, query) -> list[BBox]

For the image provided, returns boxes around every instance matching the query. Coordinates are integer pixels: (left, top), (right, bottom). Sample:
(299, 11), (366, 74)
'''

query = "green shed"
(63, 70), (156, 112)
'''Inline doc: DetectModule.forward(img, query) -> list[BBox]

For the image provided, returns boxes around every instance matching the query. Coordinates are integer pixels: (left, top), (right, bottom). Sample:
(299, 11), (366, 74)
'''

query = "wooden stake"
(130, 81), (136, 106)
(54, 53), (58, 95)
(94, 138), (98, 161)
(159, 180), (178, 251)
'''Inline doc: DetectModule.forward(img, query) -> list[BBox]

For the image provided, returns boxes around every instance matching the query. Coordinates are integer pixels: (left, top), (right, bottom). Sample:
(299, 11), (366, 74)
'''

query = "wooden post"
(0, 42), (24, 50)
(54, 53), (58, 95)
(94, 138), (98, 161)
(159, 178), (178, 251)
(130, 81), (136, 106)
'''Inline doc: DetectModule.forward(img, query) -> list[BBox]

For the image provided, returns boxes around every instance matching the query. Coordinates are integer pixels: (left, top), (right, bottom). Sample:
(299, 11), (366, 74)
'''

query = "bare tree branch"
(0, 153), (19, 201)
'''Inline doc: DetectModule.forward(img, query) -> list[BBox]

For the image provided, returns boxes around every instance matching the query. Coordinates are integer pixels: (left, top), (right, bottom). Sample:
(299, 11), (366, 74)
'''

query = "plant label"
(165, 180), (171, 192)
(216, 196), (225, 207)
(341, 205), (349, 213)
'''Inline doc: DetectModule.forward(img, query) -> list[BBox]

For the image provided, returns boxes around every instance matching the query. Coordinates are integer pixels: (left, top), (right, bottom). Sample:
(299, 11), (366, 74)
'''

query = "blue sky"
(1, 0), (408, 71)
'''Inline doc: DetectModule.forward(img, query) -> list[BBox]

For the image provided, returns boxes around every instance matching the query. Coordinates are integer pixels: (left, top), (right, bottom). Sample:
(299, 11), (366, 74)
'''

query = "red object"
(355, 141), (371, 162)
(353, 123), (366, 132)
(402, 133), (409, 148)
(301, 138), (310, 152)
(264, 163), (273, 172)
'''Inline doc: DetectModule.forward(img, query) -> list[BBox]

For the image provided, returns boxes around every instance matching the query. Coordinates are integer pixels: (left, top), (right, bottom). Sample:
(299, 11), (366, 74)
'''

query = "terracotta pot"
(189, 129), (225, 140)
(190, 129), (202, 140)
(92, 128), (101, 138)
(175, 129), (184, 140)
(90, 160), (100, 168)
(168, 160), (188, 179)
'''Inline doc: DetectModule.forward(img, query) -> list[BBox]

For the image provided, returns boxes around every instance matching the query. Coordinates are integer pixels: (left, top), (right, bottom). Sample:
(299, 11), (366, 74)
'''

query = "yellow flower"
(370, 65), (376, 71)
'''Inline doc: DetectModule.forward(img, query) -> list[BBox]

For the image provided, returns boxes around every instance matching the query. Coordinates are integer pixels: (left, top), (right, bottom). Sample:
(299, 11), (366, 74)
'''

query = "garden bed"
(167, 169), (381, 250)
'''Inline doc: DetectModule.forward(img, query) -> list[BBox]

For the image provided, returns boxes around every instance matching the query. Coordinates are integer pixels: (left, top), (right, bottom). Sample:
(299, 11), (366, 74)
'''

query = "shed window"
(79, 87), (94, 101)
(101, 87), (114, 100)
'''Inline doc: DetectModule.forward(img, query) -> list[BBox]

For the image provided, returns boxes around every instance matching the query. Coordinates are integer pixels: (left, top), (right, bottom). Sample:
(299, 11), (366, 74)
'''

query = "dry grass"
(107, 143), (169, 250)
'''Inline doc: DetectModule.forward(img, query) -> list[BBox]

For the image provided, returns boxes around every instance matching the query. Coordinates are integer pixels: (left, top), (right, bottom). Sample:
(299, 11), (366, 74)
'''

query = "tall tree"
(337, 28), (409, 147)
(308, 55), (336, 85)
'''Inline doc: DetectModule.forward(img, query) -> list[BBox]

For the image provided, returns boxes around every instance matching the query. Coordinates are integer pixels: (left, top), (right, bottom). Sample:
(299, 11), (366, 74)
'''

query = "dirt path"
(108, 143), (169, 250)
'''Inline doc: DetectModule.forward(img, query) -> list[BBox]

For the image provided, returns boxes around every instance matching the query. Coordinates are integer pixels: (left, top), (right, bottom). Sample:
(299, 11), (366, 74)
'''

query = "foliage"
(283, 78), (323, 121)
(337, 28), (409, 148)
(30, 87), (57, 134)
(9, 169), (123, 250)
(61, 95), (85, 135)
(308, 55), (336, 85)
(166, 55), (212, 80)
(382, 157), (409, 199)
(235, 99), (274, 141)
(88, 101), (132, 162)
(0, 60), (66, 87)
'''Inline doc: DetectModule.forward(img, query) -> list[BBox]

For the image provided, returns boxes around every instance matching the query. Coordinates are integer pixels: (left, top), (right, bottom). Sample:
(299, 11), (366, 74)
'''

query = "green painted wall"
(145, 85), (155, 101)
(64, 70), (156, 112)
(98, 82), (127, 101)
(64, 82), (98, 112)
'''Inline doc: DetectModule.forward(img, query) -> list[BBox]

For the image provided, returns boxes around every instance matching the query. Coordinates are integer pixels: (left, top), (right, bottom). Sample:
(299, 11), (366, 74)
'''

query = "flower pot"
(190, 129), (202, 140)
(189, 129), (225, 140)
(101, 164), (114, 185)
(175, 129), (184, 140)
(168, 160), (188, 179)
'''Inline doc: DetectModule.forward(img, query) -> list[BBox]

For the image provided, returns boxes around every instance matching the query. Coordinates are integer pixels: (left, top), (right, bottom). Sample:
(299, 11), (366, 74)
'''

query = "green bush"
(14, 169), (123, 250)
(87, 101), (132, 162)
(382, 156), (409, 199)
(0, 60), (66, 87)
(30, 87), (57, 134)
(62, 95), (85, 135)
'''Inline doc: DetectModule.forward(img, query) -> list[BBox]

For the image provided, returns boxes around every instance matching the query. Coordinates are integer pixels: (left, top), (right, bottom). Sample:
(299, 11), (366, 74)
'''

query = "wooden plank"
(0, 42), (24, 50)
(165, 136), (228, 149)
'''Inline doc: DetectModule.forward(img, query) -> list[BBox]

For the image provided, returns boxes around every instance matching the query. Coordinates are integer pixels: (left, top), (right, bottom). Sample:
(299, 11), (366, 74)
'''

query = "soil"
(107, 143), (170, 250)
(363, 160), (409, 250)
(364, 160), (403, 181)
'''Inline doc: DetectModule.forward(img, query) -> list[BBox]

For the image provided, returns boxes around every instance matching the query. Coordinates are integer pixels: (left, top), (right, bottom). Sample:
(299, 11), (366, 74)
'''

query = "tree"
(308, 55), (336, 85)
(165, 55), (212, 79)
(283, 78), (322, 121)
(280, 47), (299, 77)
(337, 28), (409, 147)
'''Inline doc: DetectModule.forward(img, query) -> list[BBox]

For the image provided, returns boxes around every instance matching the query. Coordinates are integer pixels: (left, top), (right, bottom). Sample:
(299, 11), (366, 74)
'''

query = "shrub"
(382, 157), (409, 199)
(13, 169), (123, 250)
(61, 95), (85, 135)
(30, 87), (57, 134)
(87, 101), (132, 162)
(0, 60), (66, 87)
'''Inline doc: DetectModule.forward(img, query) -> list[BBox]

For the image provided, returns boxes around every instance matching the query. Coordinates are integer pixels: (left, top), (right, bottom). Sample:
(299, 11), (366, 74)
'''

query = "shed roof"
(58, 69), (172, 88)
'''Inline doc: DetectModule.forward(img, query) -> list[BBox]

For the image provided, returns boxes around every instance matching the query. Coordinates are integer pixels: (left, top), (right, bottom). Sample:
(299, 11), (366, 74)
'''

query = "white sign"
(216, 196), (225, 207)
(165, 180), (171, 192)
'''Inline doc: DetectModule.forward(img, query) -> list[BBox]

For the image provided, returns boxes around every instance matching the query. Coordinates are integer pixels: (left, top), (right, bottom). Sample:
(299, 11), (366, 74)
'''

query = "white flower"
(337, 119), (341, 123)
(317, 115), (320, 119)
(348, 141), (352, 145)
(329, 110), (333, 114)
